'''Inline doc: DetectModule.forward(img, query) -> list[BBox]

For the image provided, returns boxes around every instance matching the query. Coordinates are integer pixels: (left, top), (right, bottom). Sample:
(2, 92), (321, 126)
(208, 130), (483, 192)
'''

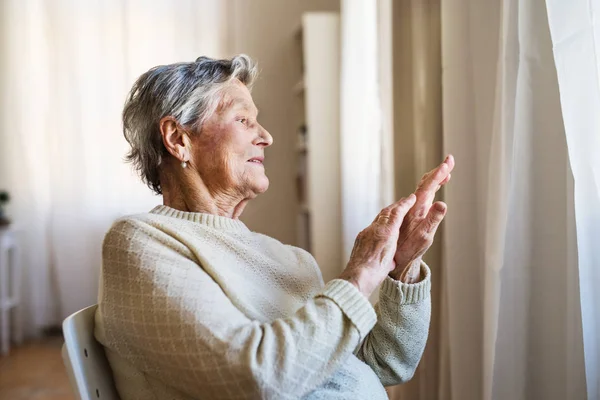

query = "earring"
(181, 160), (187, 168)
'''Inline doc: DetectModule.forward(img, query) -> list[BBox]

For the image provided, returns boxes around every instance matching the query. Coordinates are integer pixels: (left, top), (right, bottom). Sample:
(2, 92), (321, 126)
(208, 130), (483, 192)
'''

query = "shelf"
(296, 124), (308, 151)
(294, 12), (341, 277)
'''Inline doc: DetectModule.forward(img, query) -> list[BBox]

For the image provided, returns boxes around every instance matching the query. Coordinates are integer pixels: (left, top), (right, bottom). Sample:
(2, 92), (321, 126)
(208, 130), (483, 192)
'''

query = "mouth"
(247, 156), (264, 165)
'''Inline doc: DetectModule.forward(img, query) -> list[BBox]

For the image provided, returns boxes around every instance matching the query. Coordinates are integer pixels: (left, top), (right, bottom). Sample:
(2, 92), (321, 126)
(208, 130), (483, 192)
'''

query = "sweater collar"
(150, 205), (250, 232)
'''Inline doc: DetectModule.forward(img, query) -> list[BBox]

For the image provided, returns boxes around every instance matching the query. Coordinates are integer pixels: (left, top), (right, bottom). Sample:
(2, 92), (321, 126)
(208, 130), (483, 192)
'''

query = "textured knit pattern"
(95, 205), (432, 400)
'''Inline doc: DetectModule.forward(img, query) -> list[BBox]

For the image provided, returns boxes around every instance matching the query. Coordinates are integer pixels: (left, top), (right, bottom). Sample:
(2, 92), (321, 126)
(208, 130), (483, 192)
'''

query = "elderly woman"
(95, 55), (454, 400)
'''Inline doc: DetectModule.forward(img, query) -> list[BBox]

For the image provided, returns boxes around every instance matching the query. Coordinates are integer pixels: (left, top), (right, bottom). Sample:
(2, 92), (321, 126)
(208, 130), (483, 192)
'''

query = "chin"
(251, 176), (270, 195)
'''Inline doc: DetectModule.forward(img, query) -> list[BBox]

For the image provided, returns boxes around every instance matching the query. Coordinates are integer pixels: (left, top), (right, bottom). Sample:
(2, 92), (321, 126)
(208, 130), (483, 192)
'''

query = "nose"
(257, 125), (273, 147)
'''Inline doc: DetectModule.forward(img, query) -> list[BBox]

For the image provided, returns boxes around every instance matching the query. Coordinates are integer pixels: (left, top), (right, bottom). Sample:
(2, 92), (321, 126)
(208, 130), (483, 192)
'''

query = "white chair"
(62, 304), (120, 400)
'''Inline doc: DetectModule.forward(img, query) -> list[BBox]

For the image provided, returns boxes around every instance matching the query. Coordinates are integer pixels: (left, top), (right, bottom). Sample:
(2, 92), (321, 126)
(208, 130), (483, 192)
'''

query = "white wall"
(228, 0), (340, 245)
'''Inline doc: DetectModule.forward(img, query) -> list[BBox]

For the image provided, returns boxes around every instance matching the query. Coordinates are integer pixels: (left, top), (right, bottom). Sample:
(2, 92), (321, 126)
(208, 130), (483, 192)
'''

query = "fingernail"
(435, 202), (446, 212)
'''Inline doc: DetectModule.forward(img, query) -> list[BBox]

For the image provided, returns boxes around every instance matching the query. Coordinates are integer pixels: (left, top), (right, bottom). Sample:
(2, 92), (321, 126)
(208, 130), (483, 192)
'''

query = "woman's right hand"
(339, 195), (417, 298)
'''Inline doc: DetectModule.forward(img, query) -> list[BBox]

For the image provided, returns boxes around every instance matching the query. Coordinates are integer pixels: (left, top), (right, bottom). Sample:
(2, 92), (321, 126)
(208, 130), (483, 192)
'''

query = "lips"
(247, 156), (264, 164)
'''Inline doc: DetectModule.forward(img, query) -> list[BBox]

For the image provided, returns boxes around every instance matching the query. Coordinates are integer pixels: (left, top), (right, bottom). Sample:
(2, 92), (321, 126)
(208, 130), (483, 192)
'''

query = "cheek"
(212, 148), (238, 182)
(199, 127), (247, 181)
(211, 123), (247, 154)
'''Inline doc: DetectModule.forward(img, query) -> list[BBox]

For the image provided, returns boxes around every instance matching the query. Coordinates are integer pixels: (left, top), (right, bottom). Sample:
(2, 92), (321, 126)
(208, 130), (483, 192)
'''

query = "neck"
(160, 166), (250, 219)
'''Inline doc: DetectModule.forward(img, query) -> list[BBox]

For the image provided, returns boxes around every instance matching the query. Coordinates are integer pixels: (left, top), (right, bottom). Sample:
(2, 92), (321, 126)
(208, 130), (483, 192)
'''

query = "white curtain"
(545, 1), (600, 397)
(442, 0), (597, 398)
(339, 0), (386, 268)
(0, 0), (228, 336)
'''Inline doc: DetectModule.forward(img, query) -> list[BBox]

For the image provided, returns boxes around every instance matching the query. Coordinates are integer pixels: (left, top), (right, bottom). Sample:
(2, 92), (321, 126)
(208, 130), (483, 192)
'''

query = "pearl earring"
(181, 160), (187, 168)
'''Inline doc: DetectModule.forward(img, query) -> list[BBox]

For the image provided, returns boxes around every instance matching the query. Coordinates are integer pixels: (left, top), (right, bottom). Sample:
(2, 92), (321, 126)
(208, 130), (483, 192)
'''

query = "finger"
(372, 196), (416, 241)
(374, 205), (393, 224)
(436, 155), (454, 189)
(376, 194), (417, 222)
(412, 167), (444, 218)
(387, 194), (417, 229)
(440, 173), (452, 185)
(411, 158), (453, 219)
(436, 173), (452, 190)
(376, 194), (415, 226)
(417, 163), (450, 196)
(424, 201), (447, 233)
(374, 201), (396, 224)
(417, 155), (452, 191)
(416, 155), (455, 195)
(374, 209), (391, 224)
(445, 154), (455, 171)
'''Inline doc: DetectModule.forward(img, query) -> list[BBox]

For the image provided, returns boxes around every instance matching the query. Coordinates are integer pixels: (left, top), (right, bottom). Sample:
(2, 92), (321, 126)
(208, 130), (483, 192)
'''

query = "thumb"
(425, 201), (447, 233)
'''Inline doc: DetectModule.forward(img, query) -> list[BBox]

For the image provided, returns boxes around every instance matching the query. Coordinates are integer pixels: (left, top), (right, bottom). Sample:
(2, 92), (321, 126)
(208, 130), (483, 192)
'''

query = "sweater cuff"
(380, 261), (431, 305)
(318, 279), (377, 340)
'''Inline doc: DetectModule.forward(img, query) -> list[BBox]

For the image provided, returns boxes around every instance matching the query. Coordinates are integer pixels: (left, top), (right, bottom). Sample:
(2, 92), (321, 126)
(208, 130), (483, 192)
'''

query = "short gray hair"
(122, 54), (258, 195)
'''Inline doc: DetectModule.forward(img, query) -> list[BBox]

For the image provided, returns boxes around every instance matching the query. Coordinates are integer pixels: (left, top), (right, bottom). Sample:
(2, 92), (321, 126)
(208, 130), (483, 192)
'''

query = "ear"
(160, 116), (191, 163)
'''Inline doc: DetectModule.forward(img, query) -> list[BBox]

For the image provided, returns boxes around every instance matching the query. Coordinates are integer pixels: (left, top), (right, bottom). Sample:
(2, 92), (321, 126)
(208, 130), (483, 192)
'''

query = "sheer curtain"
(0, 0), (228, 337)
(545, 1), (600, 397)
(442, 0), (597, 398)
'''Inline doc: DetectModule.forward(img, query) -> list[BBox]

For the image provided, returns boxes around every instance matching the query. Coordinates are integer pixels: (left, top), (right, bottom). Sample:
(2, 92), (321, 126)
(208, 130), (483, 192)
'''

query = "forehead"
(218, 80), (257, 114)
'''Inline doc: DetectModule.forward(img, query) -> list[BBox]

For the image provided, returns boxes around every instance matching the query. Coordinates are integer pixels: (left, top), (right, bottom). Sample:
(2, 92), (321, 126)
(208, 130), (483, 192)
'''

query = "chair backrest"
(62, 304), (120, 400)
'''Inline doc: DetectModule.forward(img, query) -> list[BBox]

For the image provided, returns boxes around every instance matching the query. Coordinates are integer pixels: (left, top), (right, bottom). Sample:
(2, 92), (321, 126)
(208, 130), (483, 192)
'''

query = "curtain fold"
(0, 0), (228, 336)
(545, 1), (600, 397)
(387, 1), (444, 399)
(442, 0), (587, 399)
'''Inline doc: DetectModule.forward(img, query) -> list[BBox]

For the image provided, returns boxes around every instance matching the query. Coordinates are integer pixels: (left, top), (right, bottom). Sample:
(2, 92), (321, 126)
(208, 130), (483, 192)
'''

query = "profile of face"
(189, 79), (273, 199)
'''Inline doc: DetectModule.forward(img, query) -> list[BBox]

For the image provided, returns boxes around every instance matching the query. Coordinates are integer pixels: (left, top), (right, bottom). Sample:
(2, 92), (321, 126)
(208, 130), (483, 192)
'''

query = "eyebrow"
(230, 98), (258, 115)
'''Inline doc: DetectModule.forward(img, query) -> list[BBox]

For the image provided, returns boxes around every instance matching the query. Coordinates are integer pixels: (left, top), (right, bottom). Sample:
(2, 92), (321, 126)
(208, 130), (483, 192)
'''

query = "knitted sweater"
(95, 205), (431, 400)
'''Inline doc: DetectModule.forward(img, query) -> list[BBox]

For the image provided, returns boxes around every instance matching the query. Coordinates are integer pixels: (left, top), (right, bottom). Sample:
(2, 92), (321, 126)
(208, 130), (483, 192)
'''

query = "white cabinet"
(294, 13), (343, 283)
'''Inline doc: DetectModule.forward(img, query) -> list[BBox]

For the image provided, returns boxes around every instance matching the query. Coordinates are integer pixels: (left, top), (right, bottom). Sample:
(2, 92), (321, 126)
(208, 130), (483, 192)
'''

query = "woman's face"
(190, 79), (273, 199)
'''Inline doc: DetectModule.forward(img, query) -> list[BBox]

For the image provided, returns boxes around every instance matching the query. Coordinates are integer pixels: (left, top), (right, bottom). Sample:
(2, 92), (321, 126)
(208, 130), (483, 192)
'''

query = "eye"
(238, 118), (248, 125)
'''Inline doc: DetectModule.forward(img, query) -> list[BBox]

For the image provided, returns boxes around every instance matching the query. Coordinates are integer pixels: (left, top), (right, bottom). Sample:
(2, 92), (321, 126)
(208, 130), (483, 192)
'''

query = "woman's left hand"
(390, 155), (455, 283)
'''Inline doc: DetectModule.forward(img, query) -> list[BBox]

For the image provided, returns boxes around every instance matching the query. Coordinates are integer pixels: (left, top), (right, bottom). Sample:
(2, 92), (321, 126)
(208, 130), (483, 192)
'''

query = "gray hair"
(122, 54), (258, 195)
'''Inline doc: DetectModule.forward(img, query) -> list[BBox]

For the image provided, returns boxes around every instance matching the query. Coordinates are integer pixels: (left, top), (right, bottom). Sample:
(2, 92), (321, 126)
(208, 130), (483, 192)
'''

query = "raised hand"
(340, 195), (417, 298)
(390, 155), (455, 282)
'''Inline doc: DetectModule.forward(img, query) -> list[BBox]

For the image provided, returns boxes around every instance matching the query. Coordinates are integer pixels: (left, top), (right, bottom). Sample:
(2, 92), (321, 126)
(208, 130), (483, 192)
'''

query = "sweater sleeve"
(97, 219), (377, 400)
(355, 262), (432, 386)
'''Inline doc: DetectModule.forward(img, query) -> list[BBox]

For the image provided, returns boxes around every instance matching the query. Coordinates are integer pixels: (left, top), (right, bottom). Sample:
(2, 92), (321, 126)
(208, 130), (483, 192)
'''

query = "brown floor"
(0, 336), (75, 400)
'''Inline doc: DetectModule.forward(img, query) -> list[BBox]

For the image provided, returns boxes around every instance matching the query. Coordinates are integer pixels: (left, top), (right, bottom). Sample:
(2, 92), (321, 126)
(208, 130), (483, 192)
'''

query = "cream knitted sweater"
(95, 205), (431, 400)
